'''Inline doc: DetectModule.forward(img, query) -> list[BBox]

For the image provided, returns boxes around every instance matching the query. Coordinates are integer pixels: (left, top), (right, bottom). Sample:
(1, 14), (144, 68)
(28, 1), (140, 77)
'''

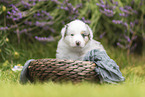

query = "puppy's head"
(61, 20), (93, 48)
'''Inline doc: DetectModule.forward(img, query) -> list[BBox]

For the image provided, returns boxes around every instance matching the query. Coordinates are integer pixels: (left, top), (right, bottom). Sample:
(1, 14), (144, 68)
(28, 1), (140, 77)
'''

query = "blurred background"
(0, 0), (144, 70)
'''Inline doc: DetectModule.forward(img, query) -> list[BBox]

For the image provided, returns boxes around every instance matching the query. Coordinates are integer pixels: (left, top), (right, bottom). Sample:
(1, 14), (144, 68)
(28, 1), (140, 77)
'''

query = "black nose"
(76, 41), (81, 46)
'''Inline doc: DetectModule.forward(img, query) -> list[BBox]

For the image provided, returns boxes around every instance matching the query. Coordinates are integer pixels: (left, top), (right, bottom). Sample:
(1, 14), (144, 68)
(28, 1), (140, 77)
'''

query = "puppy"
(56, 20), (105, 61)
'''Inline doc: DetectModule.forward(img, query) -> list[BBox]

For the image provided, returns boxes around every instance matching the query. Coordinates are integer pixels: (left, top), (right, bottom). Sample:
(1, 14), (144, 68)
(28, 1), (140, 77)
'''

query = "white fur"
(56, 20), (105, 61)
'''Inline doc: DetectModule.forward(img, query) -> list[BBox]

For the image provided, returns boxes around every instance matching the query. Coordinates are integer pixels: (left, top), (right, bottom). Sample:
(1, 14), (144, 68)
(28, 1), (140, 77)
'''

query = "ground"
(0, 38), (145, 97)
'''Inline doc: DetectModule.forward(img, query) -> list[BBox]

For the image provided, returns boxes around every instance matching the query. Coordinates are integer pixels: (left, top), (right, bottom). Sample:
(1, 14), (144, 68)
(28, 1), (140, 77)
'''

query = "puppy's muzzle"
(76, 41), (81, 46)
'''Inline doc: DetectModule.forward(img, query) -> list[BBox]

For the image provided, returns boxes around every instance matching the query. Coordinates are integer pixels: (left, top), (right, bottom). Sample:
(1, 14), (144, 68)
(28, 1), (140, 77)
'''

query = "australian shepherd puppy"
(56, 20), (105, 61)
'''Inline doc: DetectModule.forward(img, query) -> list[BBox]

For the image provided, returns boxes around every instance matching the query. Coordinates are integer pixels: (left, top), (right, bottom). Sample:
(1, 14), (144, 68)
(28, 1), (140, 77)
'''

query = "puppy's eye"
(71, 34), (74, 36)
(81, 34), (87, 37)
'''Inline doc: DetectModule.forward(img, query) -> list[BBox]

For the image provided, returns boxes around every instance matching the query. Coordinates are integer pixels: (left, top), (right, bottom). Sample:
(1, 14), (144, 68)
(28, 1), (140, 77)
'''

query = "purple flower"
(134, 20), (138, 24)
(81, 17), (91, 24)
(12, 5), (19, 11)
(99, 32), (106, 39)
(64, 7), (69, 11)
(123, 22), (128, 28)
(13, 18), (18, 21)
(99, 0), (104, 4)
(130, 22), (134, 28)
(58, 0), (81, 16)
(42, 26), (55, 33)
(124, 6), (132, 10)
(19, 28), (32, 34)
(20, 29), (27, 34)
(124, 35), (130, 42)
(140, 0), (144, 6)
(35, 36), (55, 42)
(104, 8), (114, 14)
(51, 0), (61, 4)
(0, 27), (8, 30)
(18, 12), (22, 18)
(21, 1), (31, 8)
(24, 21), (33, 25)
(35, 21), (46, 27)
(131, 0), (134, 5)
(119, 13), (128, 17)
(37, 12), (41, 16)
(12, 10), (16, 14)
(35, 21), (53, 27)
(76, 3), (82, 9)
(33, 10), (53, 20)
(112, 6), (116, 9)
(99, 9), (114, 17)
(117, 42), (125, 49)
(62, 21), (65, 25)
(112, 20), (123, 24)
(130, 29), (134, 34)
(119, 7), (130, 14)
(132, 35), (137, 40)
(115, 1), (118, 6)
(7, 11), (11, 14)
(96, 3), (105, 8)
(96, 3), (100, 6)
(133, 10), (138, 14)
(32, 2), (36, 6)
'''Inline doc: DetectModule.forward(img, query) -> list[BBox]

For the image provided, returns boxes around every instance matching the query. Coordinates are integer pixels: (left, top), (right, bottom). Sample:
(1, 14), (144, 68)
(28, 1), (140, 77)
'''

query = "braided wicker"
(28, 59), (100, 83)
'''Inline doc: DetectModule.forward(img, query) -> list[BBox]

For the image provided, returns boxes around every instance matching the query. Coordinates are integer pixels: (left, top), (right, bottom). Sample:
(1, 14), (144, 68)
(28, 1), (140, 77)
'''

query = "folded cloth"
(20, 59), (35, 84)
(83, 49), (125, 84)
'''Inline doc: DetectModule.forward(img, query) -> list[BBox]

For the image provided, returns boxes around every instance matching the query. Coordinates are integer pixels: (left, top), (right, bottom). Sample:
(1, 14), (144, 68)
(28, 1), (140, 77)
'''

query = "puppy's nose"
(76, 41), (81, 46)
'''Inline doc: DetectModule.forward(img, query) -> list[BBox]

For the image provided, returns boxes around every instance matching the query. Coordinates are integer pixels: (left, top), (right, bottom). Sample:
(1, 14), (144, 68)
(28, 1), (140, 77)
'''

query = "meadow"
(0, 0), (145, 97)
(0, 38), (145, 97)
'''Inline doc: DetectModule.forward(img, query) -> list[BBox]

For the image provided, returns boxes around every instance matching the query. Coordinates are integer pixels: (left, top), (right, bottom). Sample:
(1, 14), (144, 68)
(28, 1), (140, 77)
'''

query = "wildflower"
(99, 0), (104, 4)
(5, 38), (9, 42)
(35, 36), (55, 42)
(104, 8), (112, 13)
(119, 13), (126, 17)
(96, 3), (105, 8)
(124, 35), (131, 42)
(14, 52), (20, 59)
(81, 17), (91, 24)
(99, 9), (114, 17)
(119, 7), (130, 14)
(117, 42), (125, 49)
(123, 22), (128, 28)
(24, 21), (32, 25)
(0, 49), (1, 53)
(17, 64), (22, 66)
(130, 22), (134, 28)
(0, 27), (8, 30)
(112, 20), (123, 24)
(132, 35), (137, 40)
(12, 65), (23, 72)
(99, 32), (106, 39)
(2, 5), (6, 12)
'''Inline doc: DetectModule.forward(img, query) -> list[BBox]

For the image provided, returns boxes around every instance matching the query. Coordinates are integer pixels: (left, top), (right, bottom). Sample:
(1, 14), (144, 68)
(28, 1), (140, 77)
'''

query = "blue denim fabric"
(83, 49), (125, 84)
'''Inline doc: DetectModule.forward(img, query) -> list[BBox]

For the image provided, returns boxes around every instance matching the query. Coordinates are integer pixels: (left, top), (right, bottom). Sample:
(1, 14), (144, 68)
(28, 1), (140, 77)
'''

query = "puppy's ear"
(86, 24), (93, 40)
(61, 25), (68, 39)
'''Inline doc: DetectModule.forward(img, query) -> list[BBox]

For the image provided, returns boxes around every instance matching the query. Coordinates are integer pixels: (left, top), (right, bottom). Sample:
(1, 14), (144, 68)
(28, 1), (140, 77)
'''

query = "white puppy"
(56, 20), (105, 61)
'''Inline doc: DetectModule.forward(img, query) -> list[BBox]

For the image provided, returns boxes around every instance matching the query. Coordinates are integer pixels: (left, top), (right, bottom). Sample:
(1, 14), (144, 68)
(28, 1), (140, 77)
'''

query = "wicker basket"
(27, 59), (100, 83)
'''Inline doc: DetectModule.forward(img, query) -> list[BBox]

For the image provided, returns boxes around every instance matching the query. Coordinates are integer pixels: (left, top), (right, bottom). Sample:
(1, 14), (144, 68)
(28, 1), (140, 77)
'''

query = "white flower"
(12, 65), (23, 72)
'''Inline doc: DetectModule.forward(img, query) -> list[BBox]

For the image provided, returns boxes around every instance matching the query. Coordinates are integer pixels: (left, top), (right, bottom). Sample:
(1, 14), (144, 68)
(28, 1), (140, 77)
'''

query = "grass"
(0, 37), (145, 97)
(0, 81), (145, 97)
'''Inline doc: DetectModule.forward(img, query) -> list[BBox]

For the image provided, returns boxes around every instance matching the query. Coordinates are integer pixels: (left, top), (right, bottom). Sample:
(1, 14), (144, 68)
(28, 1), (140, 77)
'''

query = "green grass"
(0, 81), (145, 97)
(0, 38), (145, 97)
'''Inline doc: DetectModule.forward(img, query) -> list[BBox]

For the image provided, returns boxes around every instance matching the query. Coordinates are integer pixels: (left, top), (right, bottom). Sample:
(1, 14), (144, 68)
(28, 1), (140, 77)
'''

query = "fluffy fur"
(56, 20), (105, 61)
